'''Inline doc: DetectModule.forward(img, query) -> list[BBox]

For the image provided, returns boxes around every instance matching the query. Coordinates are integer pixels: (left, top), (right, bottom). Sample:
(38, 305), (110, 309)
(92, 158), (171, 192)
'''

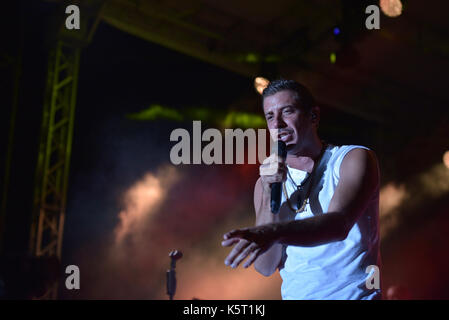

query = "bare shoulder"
(339, 148), (379, 186)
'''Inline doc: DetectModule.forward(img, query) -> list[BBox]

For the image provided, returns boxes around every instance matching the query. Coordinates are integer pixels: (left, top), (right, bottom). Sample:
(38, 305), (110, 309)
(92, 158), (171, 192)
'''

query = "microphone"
(167, 250), (182, 300)
(271, 140), (287, 214)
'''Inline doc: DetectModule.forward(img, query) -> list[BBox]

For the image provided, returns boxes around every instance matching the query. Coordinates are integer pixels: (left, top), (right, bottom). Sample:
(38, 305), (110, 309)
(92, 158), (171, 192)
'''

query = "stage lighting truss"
(30, 41), (80, 299)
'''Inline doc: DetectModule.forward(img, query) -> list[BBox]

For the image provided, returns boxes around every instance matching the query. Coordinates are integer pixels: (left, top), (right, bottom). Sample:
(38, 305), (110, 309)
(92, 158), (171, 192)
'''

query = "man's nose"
(273, 115), (287, 129)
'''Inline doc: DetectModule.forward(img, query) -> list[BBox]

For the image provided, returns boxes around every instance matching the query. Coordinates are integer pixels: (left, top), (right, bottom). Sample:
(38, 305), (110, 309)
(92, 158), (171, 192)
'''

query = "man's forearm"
(254, 211), (282, 276)
(273, 211), (349, 247)
(254, 191), (282, 276)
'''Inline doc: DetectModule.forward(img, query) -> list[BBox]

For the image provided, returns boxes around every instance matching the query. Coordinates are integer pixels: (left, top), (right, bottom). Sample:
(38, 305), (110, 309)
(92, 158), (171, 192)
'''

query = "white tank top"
(279, 144), (381, 300)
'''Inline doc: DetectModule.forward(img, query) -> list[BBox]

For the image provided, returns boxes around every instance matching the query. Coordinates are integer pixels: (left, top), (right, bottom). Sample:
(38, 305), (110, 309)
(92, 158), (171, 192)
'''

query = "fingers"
(260, 155), (285, 171)
(243, 248), (262, 268)
(259, 154), (287, 185)
(223, 228), (248, 240)
(222, 227), (267, 269)
(262, 153), (284, 165)
(223, 239), (260, 269)
(221, 238), (240, 247)
(223, 239), (250, 267)
(231, 242), (259, 269)
(260, 170), (286, 185)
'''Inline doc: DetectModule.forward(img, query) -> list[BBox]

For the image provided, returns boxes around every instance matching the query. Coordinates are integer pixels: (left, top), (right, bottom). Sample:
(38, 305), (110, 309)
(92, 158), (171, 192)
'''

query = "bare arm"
(223, 148), (379, 267)
(275, 148), (379, 246)
(253, 178), (283, 276)
(222, 153), (286, 276)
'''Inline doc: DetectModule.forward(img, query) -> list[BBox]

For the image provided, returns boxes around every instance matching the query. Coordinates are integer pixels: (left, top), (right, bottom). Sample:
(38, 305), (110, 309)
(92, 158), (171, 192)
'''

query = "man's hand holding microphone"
(221, 140), (287, 270)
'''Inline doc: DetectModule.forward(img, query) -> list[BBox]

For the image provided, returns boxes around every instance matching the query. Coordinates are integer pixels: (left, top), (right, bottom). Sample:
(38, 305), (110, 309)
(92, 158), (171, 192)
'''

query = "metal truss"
(30, 41), (80, 299)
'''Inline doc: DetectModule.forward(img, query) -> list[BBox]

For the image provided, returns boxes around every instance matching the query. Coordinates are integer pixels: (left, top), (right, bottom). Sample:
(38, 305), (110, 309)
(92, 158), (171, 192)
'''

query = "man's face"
(263, 90), (314, 152)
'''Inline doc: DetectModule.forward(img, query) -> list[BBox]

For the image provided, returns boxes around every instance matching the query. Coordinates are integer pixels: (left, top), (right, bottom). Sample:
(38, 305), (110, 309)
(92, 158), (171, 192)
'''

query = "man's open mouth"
(278, 131), (292, 141)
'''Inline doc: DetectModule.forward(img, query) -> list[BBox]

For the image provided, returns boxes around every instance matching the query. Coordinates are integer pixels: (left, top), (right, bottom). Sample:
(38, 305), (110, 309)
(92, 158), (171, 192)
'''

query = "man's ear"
(310, 106), (320, 125)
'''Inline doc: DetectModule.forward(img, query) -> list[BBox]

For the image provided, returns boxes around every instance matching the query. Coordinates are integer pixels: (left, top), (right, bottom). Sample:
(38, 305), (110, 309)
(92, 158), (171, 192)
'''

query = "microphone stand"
(166, 250), (182, 300)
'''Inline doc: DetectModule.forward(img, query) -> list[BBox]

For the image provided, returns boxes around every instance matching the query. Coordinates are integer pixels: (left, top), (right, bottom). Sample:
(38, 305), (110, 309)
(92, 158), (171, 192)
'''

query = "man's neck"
(286, 138), (323, 173)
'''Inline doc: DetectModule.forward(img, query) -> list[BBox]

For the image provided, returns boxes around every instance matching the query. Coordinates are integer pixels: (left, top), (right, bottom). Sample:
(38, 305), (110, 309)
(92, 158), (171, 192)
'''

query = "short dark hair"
(262, 79), (316, 114)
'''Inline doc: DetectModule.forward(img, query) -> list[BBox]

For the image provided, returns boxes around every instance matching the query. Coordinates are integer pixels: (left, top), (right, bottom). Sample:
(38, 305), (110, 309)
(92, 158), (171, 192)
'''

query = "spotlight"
(254, 77), (269, 95)
(333, 27), (341, 36)
(380, 0), (403, 17)
(443, 151), (449, 169)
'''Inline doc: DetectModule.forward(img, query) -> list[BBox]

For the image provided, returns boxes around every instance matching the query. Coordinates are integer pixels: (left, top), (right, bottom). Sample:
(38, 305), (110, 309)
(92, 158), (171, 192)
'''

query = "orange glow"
(254, 77), (270, 95)
(380, 0), (403, 17)
(380, 183), (407, 215)
(417, 163), (449, 197)
(114, 165), (179, 244)
(443, 151), (449, 169)
(155, 216), (282, 300)
(379, 163), (449, 239)
(167, 253), (282, 300)
(379, 183), (407, 238)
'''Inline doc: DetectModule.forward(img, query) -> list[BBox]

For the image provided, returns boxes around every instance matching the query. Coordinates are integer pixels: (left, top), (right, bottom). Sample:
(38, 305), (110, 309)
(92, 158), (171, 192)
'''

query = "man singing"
(221, 79), (381, 300)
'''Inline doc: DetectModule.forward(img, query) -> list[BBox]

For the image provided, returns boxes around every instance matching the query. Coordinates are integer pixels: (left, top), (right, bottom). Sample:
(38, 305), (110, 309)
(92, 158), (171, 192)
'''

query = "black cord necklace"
(283, 142), (328, 214)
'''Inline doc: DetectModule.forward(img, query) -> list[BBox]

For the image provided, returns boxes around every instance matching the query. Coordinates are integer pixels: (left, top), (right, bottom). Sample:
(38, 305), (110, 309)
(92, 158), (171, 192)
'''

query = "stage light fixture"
(254, 77), (269, 94)
(380, 0), (403, 17)
(333, 27), (341, 36)
(443, 151), (449, 169)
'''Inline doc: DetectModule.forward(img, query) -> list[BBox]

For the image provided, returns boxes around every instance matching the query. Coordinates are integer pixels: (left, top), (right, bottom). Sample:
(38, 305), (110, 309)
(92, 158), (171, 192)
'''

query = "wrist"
(257, 207), (281, 225)
(270, 222), (283, 244)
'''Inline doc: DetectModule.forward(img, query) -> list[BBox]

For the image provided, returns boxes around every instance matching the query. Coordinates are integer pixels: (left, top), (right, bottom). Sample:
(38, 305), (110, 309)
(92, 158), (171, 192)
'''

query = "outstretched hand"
(221, 224), (278, 269)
